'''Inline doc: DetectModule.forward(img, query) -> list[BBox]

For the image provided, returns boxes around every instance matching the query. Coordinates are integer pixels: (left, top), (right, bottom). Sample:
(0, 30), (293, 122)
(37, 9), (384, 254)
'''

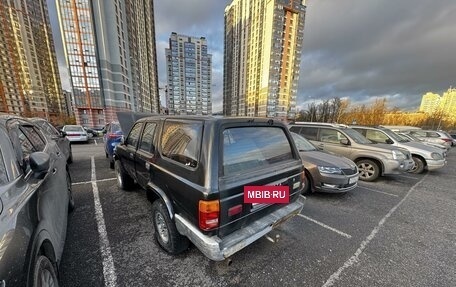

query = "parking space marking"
(322, 173), (429, 287)
(72, 178), (116, 186)
(297, 214), (352, 239)
(357, 185), (399, 197)
(265, 235), (275, 243)
(91, 156), (118, 287)
(94, 139), (98, 145)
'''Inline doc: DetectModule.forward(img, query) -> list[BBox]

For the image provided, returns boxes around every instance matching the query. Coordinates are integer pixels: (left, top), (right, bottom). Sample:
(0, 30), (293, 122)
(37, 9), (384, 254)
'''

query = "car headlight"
(318, 166), (343, 174)
(431, 152), (443, 160)
(392, 150), (406, 160)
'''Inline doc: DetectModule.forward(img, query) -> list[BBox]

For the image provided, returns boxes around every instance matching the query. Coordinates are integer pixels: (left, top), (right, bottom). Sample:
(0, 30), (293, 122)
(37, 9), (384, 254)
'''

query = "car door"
(135, 122), (158, 188)
(13, 122), (68, 256)
(41, 120), (70, 160)
(317, 128), (352, 158)
(118, 122), (143, 178)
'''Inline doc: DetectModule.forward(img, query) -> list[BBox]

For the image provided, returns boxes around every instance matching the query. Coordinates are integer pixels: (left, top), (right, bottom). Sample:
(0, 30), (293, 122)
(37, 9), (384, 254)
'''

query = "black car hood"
(116, 111), (155, 134)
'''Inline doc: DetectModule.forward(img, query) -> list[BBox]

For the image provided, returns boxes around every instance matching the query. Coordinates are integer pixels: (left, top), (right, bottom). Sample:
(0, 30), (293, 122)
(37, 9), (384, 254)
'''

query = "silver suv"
(352, 126), (446, 174)
(289, 123), (414, 181)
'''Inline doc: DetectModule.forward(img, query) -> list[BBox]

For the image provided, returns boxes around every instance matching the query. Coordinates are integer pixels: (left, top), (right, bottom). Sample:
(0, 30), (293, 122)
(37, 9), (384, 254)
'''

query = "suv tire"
(151, 200), (189, 254)
(67, 171), (75, 213)
(32, 255), (59, 287)
(410, 156), (425, 174)
(356, 159), (380, 182)
(115, 160), (134, 190)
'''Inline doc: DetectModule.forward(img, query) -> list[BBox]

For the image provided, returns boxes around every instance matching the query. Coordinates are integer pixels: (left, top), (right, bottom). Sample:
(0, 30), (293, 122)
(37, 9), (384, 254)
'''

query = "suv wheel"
(32, 255), (58, 287)
(410, 156), (425, 174)
(356, 159), (379, 181)
(151, 200), (189, 254)
(67, 146), (73, 164)
(115, 160), (134, 190)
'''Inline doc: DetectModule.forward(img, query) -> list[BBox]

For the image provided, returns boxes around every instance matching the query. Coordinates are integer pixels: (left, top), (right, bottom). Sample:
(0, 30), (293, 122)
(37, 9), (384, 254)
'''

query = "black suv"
(115, 115), (306, 261)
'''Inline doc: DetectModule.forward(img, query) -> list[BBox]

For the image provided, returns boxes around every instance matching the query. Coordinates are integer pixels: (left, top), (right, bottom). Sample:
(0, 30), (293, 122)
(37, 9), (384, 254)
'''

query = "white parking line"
(297, 214), (352, 239)
(94, 139), (98, 145)
(322, 173), (429, 287)
(72, 178), (116, 186)
(357, 186), (399, 197)
(91, 156), (118, 287)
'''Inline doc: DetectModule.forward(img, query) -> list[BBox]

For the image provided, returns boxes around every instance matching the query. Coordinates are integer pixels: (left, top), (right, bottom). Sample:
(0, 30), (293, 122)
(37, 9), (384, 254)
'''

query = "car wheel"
(109, 159), (115, 169)
(67, 171), (75, 213)
(356, 159), (380, 182)
(151, 200), (189, 254)
(410, 156), (425, 174)
(32, 255), (59, 287)
(115, 160), (134, 190)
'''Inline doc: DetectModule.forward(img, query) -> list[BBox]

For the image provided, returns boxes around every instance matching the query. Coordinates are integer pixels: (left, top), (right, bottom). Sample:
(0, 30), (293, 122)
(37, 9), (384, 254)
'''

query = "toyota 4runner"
(114, 115), (306, 261)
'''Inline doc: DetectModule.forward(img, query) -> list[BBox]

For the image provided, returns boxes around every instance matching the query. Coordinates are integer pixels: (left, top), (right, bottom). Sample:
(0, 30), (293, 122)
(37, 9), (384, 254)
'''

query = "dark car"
(291, 132), (358, 193)
(103, 121), (123, 169)
(0, 113), (73, 286)
(30, 117), (73, 164)
(114, 115), (306, 261)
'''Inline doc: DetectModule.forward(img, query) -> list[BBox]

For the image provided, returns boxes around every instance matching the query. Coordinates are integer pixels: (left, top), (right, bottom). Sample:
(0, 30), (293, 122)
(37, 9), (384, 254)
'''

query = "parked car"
(62, 124), (89, 143)
(289, 122), (414, 181)
(30, 117), (73, 164)
(397, 132), (449, 152)
(351, 126), (446, 174)
(438, 130), (456, 146)
(291, 132), (358, 193)
(114, 115), (306, 261)
(103, 121), (123, 169)
(404, 129), (453, 148)
(0, 113), (73, 286)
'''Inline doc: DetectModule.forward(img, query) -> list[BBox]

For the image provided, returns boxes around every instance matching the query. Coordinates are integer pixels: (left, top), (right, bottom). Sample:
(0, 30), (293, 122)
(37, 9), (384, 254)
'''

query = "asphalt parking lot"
(60, 139), (456, 287)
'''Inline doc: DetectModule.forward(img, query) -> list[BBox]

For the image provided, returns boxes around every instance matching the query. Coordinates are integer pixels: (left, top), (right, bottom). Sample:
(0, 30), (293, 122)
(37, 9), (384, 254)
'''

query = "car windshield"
(64, 126), (84, 132)
(291, 132), (317, 151)
(382, 128), (408, 142)
(401, 132), (422, 142)
(344, 128), (373, 144)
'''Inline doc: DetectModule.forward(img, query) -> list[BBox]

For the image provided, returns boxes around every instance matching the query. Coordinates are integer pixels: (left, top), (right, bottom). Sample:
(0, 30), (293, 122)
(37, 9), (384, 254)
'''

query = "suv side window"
(366, 130), (389, 143)
(289, 126), (302, 134)
(427, 132), (440, 138)
(161, 120), (202, 168)
(299, 126), (318, 140)
(0, 146), (8, 184)
(21, 125), (46, 151)
(320, 128), (347, 144)
(223, 127), (293, 176)
(139, 122), (157, 153)
(126, 123), (142, 148)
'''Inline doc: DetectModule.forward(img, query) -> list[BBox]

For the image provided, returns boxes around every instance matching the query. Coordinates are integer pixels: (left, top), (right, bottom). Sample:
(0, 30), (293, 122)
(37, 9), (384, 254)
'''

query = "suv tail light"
(442, 138), (452, 142)
(107, 133), (119, 139)
(199, 200), (219, 230)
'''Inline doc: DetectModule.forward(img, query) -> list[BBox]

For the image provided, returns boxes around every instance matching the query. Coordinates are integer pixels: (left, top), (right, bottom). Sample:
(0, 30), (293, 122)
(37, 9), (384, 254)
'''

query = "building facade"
(224, 0), (306, 119)
(419, 92), (441, 114)
(56, 0), (159, 127)
(165, 33), (212, 115)
(0, 0), (66, 122)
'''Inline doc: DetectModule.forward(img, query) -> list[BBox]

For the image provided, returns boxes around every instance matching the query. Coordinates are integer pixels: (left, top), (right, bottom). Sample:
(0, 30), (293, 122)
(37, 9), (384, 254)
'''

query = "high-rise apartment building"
(165, 32), (212, 115)
(0, 0), (66, 122)
(224, 0), (306, 119)
(419, 92), (441, 114)
(56, 0), (159, 127)
(440, 87), (456, 116)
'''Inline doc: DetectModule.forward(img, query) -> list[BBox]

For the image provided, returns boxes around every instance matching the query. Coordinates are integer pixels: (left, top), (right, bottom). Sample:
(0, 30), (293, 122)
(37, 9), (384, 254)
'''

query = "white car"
(62, 125), (88, 143)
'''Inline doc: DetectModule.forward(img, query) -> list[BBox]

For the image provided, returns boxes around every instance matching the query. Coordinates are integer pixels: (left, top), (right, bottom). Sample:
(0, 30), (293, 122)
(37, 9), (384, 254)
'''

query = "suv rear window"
(223, 127), (293, 176)
(299, 126), (318, 140)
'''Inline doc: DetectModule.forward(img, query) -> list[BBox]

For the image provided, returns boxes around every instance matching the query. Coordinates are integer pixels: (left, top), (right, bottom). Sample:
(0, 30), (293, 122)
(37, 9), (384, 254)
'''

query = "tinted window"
(36, 120), (60, 136)
(320, 128), (348, 144)
(21, 125), (46, 151)
(0, 146), (8, 184)
(223, 127), (293, 176)
(289, 126), (302, 134)
(126, 123), (142, 147)
(161, 120), (202, 168)
(299, 127), (318, 140)
(139, 123), (157, 152)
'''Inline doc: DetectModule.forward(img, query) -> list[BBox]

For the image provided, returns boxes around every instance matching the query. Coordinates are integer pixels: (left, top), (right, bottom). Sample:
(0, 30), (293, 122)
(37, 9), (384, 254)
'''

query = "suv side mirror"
(29, 152), (50, 179)
(340, 139), (350, 145)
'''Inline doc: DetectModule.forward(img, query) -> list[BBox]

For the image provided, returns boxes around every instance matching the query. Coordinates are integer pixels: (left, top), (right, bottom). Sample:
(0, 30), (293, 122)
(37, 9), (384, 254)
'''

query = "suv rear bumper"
(175, 195), (306, 261)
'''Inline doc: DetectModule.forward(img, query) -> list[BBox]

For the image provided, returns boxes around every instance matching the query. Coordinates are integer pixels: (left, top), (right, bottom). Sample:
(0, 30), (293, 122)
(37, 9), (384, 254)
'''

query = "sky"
(51, 0), (456, 113)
